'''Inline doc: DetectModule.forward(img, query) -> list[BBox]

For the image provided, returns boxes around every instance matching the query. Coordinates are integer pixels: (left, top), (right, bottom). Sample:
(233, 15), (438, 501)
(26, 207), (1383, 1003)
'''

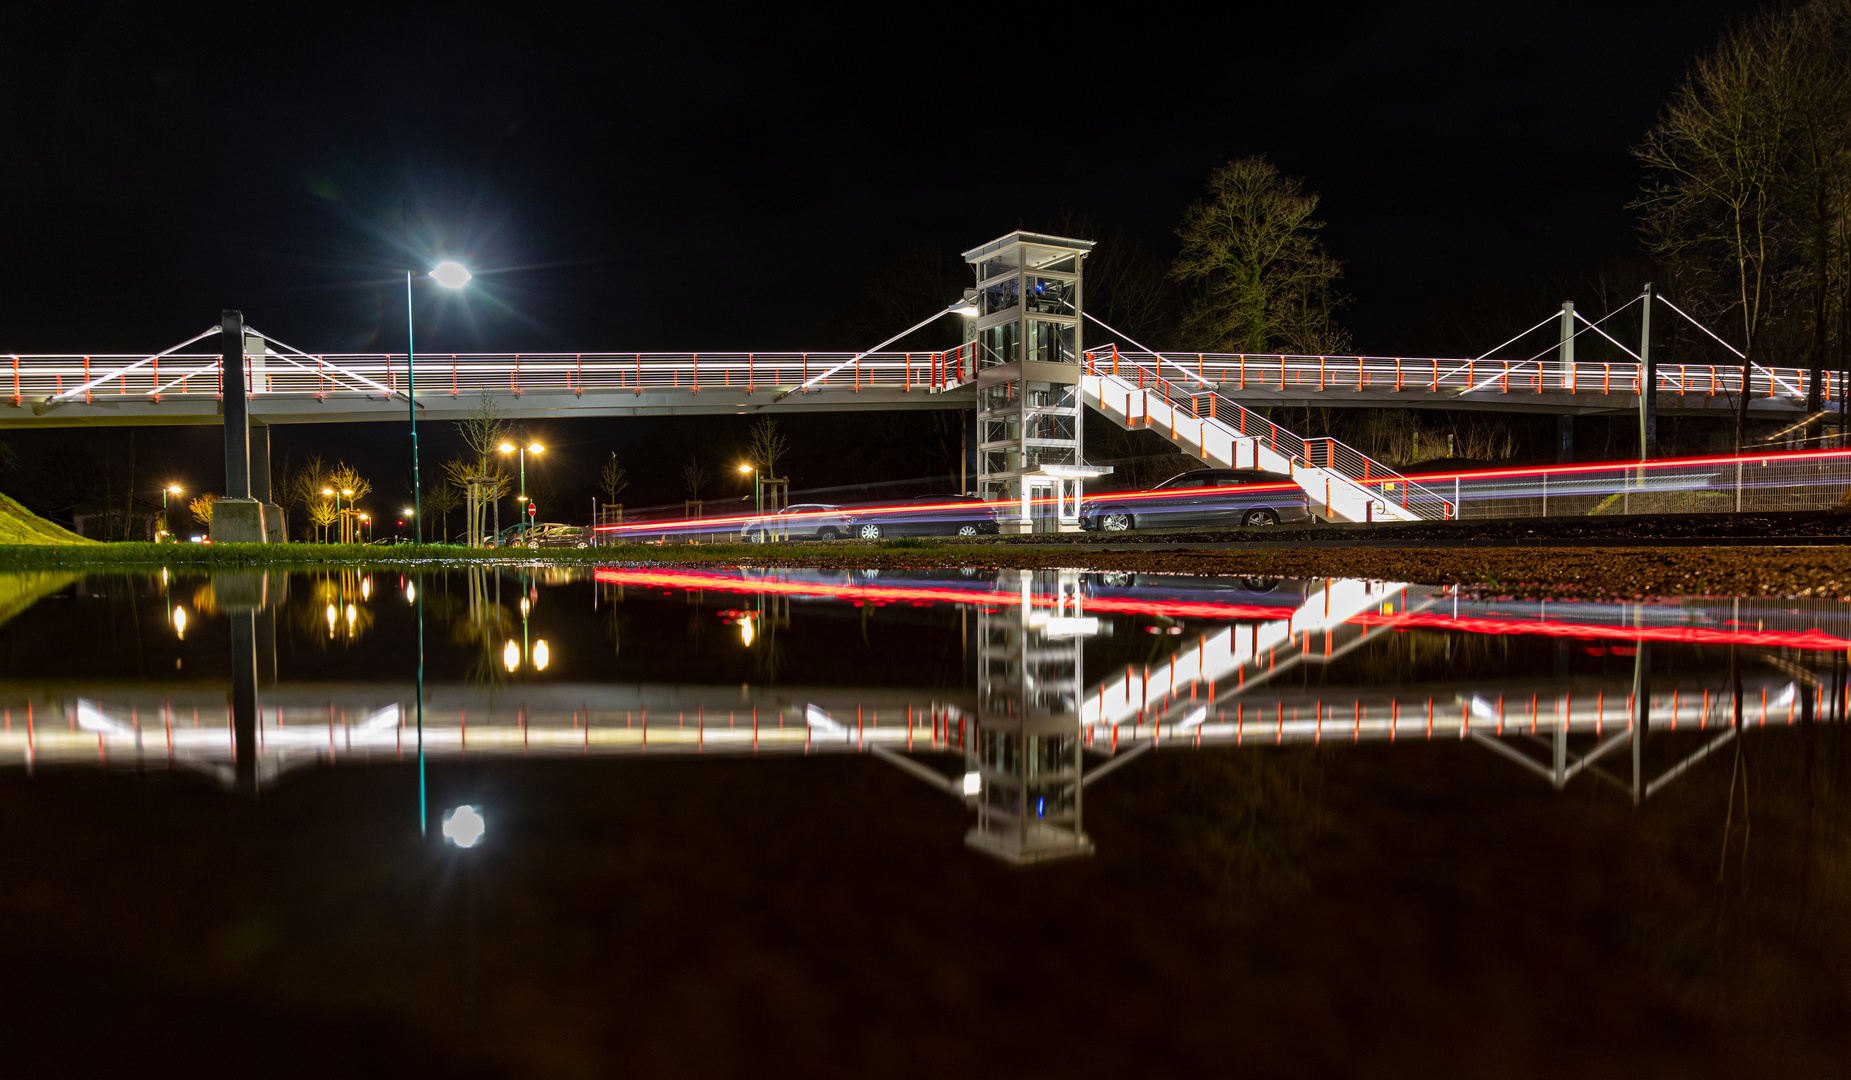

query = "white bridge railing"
(9, 345), (981, 407)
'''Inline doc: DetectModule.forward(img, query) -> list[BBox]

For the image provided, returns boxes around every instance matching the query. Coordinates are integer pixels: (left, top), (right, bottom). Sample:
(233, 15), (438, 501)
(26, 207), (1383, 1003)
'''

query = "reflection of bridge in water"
(3, 567), (1845, 863)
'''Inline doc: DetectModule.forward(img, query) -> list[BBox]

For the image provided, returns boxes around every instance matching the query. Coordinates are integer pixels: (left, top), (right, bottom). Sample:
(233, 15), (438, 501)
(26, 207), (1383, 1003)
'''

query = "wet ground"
(1, 566), (1847, 1078)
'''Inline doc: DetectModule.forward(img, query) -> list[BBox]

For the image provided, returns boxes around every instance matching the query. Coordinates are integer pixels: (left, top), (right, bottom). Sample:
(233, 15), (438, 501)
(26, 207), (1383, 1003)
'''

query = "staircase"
(1079, 348), (1452, 523)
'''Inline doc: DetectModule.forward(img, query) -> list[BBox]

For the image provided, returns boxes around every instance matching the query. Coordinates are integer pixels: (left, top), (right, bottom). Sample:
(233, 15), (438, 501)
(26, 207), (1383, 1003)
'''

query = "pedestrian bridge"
(1, 289), (1822, 527)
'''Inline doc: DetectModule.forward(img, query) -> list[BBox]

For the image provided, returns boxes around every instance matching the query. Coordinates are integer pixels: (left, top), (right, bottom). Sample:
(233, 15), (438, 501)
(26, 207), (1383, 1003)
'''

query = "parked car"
(847, 494), (1000, 539)
(1080, 469), (1313, 532)
(521, 523), (590, 548)
(740, 503), (858, 542)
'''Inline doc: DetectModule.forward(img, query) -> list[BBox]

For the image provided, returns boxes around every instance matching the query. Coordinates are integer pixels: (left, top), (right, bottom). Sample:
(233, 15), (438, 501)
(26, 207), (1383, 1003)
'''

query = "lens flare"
(442, 805), (485, 847)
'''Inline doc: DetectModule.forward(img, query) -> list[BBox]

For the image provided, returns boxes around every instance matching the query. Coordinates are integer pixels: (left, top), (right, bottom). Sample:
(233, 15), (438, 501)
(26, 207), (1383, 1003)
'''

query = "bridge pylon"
(962, 232), (1110, 533)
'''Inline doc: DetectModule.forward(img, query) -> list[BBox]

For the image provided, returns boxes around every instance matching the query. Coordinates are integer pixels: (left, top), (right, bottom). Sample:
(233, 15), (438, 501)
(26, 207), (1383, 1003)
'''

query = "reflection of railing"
(10, 346), (980, 406)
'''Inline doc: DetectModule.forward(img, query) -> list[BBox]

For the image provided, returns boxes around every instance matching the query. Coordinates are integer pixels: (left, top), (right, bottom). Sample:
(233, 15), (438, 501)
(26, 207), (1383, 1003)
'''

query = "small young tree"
(455, 391), (509, 542)
(421, 480), (462, 543)
(682, 457), (709, 500)
(600, 452), (630, 504)
(1171, 156), (1350, 355)
(745, 417), (791, 479)
(188, 492), (219, 528)
(307, 495), (338, 543)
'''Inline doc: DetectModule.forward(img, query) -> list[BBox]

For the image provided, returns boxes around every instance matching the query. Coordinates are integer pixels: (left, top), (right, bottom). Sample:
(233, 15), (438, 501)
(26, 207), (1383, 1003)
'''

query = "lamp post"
(408, 259), (472, 547)
(321, 487), (336, 544)
(341, 488), (355, 544)
(498, 440), (544, 542)
(738, 463), (760, 528)
(161, 484), (182, 542)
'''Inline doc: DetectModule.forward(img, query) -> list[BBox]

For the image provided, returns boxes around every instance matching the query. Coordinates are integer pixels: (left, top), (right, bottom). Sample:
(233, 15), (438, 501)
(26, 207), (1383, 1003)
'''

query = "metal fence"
(1405, 450), (1851, 521)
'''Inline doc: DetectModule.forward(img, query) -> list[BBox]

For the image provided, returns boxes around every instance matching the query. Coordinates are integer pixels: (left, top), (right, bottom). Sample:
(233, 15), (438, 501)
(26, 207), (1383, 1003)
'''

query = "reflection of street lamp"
(172, 606), (187, 639)
(503, 639), (520, 672)
(409, 260), (472, 545)
(498, 441), (544, 541)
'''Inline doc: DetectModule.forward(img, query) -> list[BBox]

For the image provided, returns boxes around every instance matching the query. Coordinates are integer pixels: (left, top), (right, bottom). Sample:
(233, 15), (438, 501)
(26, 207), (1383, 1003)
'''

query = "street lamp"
(738, 463), (761, 526)
(498, 441), (545, 542)
(322, 487), (337, 544)
(160, 483), (183, 542)
(409, 260), (472, 545)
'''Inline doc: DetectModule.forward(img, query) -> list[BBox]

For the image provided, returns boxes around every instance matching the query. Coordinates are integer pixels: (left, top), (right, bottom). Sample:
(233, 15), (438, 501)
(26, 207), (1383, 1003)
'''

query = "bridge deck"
(2, 345), (1826, 426)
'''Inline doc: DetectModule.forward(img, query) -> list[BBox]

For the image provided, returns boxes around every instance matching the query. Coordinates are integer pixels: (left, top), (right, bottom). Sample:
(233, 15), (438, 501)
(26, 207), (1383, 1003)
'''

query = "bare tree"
(744, 417), (790, 479)
(1171, 156), (1350, 355)
(600, 452), (629, 505)
(1634, 8), (1815, 448)
(421, 479), (462, 542)
(454, 391), (511, 542)
(682, 457), (709, 500)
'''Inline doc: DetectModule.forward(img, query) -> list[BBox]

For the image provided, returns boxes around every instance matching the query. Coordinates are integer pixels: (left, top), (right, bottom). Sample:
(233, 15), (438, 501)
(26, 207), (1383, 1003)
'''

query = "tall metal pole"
(407, 271), (422, 545)
(1638, 283), (1657, 460)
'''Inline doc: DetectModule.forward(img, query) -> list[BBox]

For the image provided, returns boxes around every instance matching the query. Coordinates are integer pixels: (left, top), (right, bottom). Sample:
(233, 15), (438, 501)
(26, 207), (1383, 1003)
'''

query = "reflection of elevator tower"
(964, 232), (1106, 533)
(967, 570), (1096, 863)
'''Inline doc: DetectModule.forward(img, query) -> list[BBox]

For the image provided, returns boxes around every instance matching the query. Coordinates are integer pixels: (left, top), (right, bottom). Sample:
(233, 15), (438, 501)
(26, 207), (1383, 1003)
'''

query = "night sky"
(0, 0), (1762, 515)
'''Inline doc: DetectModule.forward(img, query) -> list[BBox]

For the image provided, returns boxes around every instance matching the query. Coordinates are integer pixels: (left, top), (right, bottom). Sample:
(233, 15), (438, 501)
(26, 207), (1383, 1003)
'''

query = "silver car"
(1081, 469), (1315, 532)
(740, 503), (859, 542)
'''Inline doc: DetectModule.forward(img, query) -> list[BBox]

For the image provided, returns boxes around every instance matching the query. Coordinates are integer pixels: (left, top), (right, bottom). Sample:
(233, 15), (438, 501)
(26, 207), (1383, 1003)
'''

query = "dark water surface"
(1, 565), (1848, 1078)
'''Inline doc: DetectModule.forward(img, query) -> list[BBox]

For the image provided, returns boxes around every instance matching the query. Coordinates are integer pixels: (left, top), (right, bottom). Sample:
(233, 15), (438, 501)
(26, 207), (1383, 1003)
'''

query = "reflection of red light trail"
(592, 568), (1298, 620)
(1357, 611), (1850, 651)
(595, 567), (1851, 652)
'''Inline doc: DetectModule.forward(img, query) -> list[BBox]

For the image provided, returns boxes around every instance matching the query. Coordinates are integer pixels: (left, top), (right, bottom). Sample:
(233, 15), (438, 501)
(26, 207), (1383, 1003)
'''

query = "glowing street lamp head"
(498, 443), (516, 454)
(341, 489), (354, 497)
(166, 484), (183, 494)
(430, 261), (473, 290)
(322, 488), (334, 496)
(528, 443), (544, 454)
(737, 464), (753, 473)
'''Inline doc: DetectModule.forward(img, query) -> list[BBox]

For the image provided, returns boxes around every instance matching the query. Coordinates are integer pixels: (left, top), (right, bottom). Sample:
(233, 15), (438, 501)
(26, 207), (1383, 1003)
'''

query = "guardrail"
(1085, 349), (1453, 521)
(9, 346), (980, 406)
(1419, 449), (1851, 520)
(1080, 345), (1829, 404)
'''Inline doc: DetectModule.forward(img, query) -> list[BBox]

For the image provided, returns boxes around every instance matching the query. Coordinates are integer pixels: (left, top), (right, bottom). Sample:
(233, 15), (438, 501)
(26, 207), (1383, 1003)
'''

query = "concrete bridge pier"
(209, 310), (285, 543)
